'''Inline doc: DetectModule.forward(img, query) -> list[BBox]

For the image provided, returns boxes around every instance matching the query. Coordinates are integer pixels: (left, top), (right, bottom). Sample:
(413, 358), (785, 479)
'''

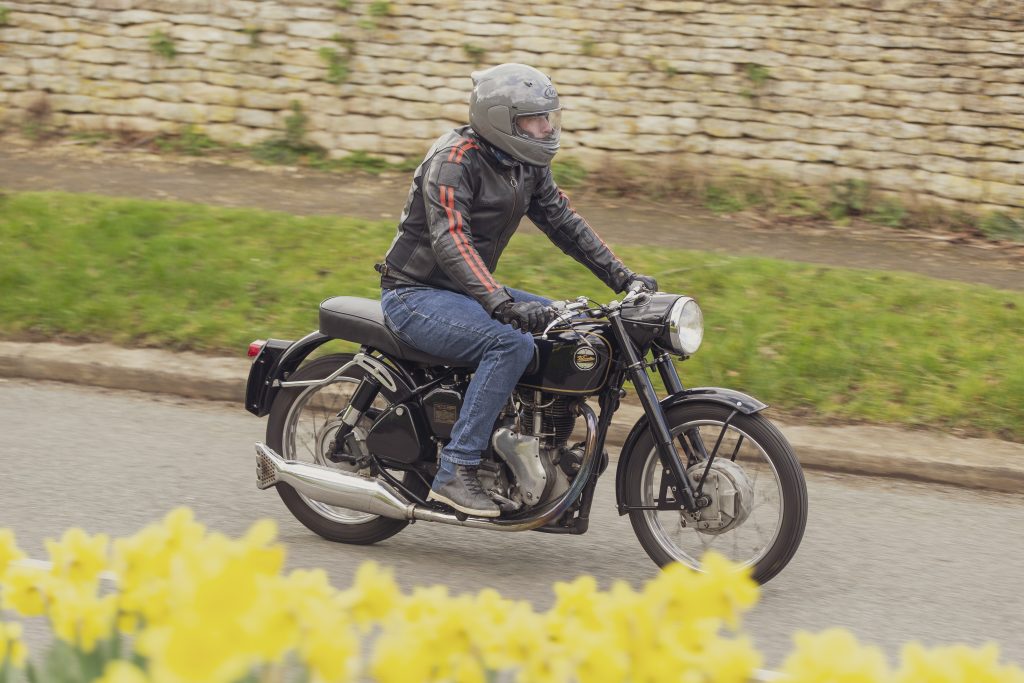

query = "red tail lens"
(248, 340), (267, 358)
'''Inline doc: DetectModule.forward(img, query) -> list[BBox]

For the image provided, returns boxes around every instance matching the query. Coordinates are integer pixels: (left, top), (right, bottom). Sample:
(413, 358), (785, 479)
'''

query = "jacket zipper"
(490, 168), (522, 270)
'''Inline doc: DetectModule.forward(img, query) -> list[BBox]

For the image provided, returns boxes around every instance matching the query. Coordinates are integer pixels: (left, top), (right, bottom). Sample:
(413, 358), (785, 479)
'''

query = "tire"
(266, 353), (427, 545)
(624, 402), (807, 584)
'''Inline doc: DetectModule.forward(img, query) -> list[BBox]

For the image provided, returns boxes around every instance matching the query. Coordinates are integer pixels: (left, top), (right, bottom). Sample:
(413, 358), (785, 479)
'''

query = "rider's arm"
(421, 144), (513, 314)
(526, 167), (633, 292)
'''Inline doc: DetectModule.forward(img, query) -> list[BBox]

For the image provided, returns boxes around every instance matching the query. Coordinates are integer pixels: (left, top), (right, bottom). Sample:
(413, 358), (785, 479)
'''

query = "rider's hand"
(627, 273), (658, 293)
(493, 301), (558, 334)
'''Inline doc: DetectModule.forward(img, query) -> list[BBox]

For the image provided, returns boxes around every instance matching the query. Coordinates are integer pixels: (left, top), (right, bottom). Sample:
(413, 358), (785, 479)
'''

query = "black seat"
(319, 296), (474, 367)
(319, 296), (540, 373)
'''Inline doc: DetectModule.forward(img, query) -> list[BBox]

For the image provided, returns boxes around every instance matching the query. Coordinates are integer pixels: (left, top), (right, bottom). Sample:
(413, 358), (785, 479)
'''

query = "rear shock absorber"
(329, 375), (381, 462)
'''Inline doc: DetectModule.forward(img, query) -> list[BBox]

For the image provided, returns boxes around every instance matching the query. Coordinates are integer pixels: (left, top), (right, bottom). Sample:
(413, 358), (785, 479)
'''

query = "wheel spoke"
(639, 417), (786, 572)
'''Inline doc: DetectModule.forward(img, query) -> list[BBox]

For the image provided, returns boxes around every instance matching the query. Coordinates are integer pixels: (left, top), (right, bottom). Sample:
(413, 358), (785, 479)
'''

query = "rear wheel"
(266, 353), (427, 545)
(624, 402), (807, 584)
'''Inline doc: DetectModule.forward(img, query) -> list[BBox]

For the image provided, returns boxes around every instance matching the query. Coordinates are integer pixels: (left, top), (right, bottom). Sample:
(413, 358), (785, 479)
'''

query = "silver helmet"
(469, 63), (562, 167)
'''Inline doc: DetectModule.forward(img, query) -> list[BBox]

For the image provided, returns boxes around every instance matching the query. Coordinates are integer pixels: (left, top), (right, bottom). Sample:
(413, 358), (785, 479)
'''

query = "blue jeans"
(381, 286), (550, 467)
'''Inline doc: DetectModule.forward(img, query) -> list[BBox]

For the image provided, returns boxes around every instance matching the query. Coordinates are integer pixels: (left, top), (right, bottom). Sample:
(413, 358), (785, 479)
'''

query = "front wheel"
(624, 402), (807, 584)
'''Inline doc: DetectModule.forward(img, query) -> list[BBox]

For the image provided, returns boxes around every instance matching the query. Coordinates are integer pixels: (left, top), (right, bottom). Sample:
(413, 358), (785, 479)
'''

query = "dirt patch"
(1, 137), (1020, 291)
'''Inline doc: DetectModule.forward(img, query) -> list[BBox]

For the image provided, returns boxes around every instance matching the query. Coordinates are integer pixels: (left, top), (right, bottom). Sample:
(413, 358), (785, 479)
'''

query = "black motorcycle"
(245, 284), (807, 583)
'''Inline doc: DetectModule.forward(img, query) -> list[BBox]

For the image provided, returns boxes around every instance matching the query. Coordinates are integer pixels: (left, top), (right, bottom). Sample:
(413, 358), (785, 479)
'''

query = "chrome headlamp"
(666, 296), (703, 355)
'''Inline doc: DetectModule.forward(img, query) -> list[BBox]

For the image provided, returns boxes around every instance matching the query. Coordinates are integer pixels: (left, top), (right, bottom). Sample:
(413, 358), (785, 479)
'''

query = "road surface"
(1, 379), (1021, 666)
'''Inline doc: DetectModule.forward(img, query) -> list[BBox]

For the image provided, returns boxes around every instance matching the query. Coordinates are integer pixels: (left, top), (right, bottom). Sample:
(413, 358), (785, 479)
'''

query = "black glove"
(627, 273), (658, 292)
(493, 301), (558, 334)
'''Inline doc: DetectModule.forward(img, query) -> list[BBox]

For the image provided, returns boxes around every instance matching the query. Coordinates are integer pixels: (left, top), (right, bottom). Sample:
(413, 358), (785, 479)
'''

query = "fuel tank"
(517, 322), (614, 395)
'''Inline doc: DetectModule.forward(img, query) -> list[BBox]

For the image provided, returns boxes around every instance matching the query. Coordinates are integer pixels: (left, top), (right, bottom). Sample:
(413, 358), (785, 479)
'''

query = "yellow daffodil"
(571, 629), (631, 683)
(45, 527), (109, 587)
(693, 635), (763, 683)
(781, 628), (892, 683)
(1, 564), (52, 616)
(48, 582), (118, 653)
(0, 621), (28, 669)
(297, 604), (358, 683)
(337, 561), (400, 628)
(895, 642), (1024, 683)
(94, 661), (151, 683)
(137, 619), (254, 683)
(0, 530), (24, 577)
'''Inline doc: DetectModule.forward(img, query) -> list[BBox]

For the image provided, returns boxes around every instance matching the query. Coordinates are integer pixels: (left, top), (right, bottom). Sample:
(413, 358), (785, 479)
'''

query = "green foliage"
(552, 157), (588, 189)
(241, 25), (262, 46)
(742, 63), (771, 99)
(462, 42), (486, 67)
(251, 101), (326, 165)
(21, 638), (124, 683)
(248, 102), (419, 173)
(368, 1), (391, 16)
(69, 131), (113, 146)
(155, 125), (219, 156)
(336, 0), (352, 9)
(0, 6), (10, 26)
(664, 64), (679, 77)
(868, 197), (907, 228)
(979, 212), (1024, 242)
(704, 183), (756, 213)
(319, 46), (349, 84)
(308, 150), (420, 174)
(20, 96), (53, 141)
(148, 30), (176, 59)
(2, 191), (1022, 439)
(826, 179), (872, 221)
(744, 63), (771, 87)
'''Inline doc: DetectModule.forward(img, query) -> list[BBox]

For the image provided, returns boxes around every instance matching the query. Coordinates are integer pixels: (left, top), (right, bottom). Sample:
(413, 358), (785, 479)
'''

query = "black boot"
(428, 464), (500, 517)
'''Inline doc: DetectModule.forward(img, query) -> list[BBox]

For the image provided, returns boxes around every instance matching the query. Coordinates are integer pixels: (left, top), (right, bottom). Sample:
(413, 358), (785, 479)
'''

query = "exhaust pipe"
(255, 404), (599, 531)
(255, 443), (414, 521)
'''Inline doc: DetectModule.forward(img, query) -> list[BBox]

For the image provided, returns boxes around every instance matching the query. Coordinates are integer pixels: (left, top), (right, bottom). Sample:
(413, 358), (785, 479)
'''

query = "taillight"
(248, 340), (267, 358)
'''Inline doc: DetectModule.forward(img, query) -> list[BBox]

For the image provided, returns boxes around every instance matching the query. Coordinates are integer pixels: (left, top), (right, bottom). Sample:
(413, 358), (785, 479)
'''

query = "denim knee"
(494, 330), (535, 371)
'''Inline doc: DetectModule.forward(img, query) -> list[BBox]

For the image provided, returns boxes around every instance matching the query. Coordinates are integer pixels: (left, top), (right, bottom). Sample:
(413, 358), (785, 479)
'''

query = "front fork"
(610, 313), (702, 513)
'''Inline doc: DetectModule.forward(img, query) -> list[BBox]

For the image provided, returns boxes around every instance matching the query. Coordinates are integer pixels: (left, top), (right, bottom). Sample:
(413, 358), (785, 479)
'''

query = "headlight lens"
(668, 297), (703, 355)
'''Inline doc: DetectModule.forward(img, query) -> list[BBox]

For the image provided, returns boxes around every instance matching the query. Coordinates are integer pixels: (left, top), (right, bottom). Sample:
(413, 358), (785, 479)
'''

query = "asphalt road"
(2, 379), (1022, 667)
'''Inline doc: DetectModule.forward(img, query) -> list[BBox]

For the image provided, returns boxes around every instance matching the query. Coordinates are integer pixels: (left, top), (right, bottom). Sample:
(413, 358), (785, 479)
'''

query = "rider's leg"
(381, 287), (538, 516)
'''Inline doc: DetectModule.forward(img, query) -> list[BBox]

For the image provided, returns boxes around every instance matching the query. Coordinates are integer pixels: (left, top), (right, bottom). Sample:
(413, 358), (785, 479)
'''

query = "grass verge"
(1, 191), (1021, 440)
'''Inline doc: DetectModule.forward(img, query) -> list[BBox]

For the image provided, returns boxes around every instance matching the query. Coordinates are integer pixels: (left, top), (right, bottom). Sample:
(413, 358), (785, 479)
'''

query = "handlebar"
(538, 283), (655, 338)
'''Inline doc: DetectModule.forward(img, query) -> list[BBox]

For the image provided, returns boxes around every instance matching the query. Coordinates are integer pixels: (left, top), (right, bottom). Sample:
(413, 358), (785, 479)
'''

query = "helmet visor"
(513, 109), (561, 142)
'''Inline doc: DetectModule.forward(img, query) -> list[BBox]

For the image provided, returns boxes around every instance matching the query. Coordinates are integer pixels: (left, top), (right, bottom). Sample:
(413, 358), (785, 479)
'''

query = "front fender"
(613, 387), (767, 512)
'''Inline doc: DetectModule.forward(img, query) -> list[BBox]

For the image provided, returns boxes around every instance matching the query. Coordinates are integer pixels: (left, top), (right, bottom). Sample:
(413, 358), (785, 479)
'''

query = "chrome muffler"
(255, 443), (414, 520)
(254, 403), (599, 531)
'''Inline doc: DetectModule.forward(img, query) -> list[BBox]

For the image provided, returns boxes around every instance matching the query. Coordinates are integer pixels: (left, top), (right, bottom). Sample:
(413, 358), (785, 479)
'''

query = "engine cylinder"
(521, 395), (578, 447)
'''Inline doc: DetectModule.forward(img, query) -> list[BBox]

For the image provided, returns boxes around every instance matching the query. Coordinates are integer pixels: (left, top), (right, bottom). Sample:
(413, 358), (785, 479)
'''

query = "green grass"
(1, 191), (1021, 440)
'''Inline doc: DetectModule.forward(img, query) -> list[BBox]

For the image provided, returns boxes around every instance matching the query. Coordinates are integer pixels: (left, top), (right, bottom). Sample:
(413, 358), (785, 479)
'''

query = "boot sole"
(427, 490), (501, 518)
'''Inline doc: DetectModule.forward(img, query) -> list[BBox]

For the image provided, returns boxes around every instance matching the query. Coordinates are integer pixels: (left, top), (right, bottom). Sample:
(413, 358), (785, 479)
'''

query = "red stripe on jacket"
(440, 185), (496, 293)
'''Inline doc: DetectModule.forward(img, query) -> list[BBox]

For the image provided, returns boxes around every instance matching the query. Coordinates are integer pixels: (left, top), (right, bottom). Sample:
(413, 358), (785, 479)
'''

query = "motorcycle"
(245, 284), (807, 583)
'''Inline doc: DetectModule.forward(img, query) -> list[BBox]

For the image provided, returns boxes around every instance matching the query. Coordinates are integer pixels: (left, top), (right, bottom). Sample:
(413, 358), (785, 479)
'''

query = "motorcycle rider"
(377, 63), (657, 517)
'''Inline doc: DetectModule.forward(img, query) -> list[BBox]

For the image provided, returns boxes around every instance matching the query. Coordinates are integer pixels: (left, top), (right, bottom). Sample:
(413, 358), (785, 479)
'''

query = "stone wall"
(1, 0), (1022, 212)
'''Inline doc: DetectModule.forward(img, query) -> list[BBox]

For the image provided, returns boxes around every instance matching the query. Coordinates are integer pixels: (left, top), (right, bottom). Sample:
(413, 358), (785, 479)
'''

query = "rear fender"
(245, 331), (330, 417)
(613, 387), (767, 512)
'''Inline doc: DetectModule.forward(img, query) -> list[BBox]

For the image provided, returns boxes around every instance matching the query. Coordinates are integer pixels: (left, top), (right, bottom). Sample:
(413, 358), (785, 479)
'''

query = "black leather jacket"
(379, 126), (633, 314)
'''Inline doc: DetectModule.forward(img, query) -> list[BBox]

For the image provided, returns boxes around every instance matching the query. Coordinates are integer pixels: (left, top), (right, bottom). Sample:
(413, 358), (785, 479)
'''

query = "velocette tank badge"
(573, 345), (598, 371)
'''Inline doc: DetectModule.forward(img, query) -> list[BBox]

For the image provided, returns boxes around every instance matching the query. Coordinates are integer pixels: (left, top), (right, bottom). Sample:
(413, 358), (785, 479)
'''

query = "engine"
(479, 390), (588, 512)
